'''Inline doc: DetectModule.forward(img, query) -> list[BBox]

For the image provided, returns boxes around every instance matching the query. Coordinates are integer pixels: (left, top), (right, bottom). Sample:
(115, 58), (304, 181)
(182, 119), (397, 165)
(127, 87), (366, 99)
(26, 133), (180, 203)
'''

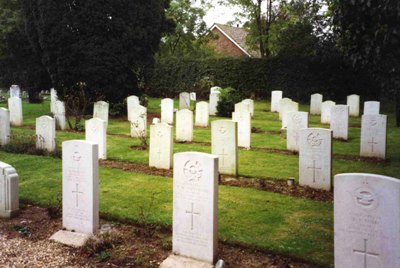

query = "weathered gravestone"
(51, 140), (99, 247)
(287, 112), (308, 152)
(0, 108), (10, 146)
(130, 105), (147, 138)
(149, 123), (173, 169)
(179, 92), (191, 110)
(86, 118), (107, 160)
(209, 92), (220, 116)
(195, 101), (209, 127)
(161, 98), (174, 124)
(50, 88), (58, 114)
(334, 173), (400, 268)
(9, 85), (20, 98)
(330, 105), (349, 140)
(127, 95), (140, 121)
(363, 101), (380, 115)
(299, 128), (332, 191)
(212, 120), (238, 176)
(190, 92), (197, 101)
(347, 94), (360, 117)
(321, 100), (336, 124)
(278, 98), (292, 120)
(242, 99), (254, 116)
(310, 93), (323, 115)
(232, 111), (251, 149)
(281, 100), (299, 129)
(93, 101), (109, 124)
(271, 90), (283, 112)
(160, 152), (218, 267)
(36, 116), (56, 152)
(176, 109), (193, 142)
(0, 161), (19, 218)
(360, 114), (387, 159)
(8, 97), (23, 126)
(55, 100), (66, 130)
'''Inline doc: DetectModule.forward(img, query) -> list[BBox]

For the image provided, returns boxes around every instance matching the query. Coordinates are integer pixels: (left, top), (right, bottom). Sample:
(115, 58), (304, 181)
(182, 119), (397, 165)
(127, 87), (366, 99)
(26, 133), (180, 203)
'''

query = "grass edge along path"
(0, 151), (333, 266)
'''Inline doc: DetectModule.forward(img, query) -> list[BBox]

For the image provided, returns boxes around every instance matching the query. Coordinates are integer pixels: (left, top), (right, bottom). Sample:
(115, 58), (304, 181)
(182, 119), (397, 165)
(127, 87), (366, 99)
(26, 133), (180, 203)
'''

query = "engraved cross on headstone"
(368, 138), (378, 153)
(307, 160), (321, 183)
(72, 183), (83, 208)
(185, 203), (200, 231)
(157, 149), (162, 160)
(353, 239), (380, 268)
(218, 149), (228, 166)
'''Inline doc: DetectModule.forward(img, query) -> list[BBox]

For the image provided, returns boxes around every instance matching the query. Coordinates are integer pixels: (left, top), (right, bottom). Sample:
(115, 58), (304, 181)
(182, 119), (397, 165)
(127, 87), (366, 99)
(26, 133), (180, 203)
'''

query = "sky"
(202, 2), (241, 27)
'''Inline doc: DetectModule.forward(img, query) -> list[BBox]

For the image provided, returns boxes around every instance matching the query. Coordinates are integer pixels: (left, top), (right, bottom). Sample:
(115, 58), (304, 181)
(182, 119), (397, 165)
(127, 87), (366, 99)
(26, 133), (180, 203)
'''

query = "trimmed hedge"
(147, 56), (379, 102)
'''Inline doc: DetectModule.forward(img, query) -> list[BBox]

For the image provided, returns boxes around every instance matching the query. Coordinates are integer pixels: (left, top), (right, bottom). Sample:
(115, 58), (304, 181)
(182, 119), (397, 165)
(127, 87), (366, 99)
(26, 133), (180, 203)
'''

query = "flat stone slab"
(50, 230), (92, 248)
(160, 255), (214, 268)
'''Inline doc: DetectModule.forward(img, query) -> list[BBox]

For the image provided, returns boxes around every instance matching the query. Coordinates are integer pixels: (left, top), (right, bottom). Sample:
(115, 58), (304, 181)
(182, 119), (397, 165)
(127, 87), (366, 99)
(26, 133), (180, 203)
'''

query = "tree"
(332, 0), (400, 126)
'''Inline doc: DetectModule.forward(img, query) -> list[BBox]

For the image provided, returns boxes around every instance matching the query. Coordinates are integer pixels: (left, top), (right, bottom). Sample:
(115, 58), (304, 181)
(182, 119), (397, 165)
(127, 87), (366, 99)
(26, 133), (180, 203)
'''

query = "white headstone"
(93, 101), (109, 124)
(170, 152), (218, 264)
(86, 118), (107, 160)
(149, 123), (173, 169)
(62, 140), (99, 235)
(287, 112), (308, 152)
(363, 101), (380, 115)
(330, 105), (349, 140)
(127, 95), (140, 122)
(299, 128), (332, 191)
(195, 101), (209, 127)
(321, 100), (336, 124)
(0, 161), (19, 218)
(152, 118), (160, 124)
(190, 92), (197, 101)
(130, 105), (147, 138)
(179, 92), (191, 110)
(36, 116), (56, 152)
(360, 114), (387, 159)
(212, 120), (238, 176)
(347, 94), (360, 117)
(50, 88), (58, 114)
(281, 101), (299, 129)
(8, 97), (23, 126)
(310, 93), (323, 115)
(54, 100), (66, 130)
(176, 109), (193, 142)
(9, 85), (20, 98)
(235, 102), (250, 114)
(210, 86), (221, 94)
(242, 99), (254, 116)
(271, 91), (283, 112)
(209, 92), (220, 116)
(334, 173), (400, 268)
(278, 98), (292, 120)
(232, 111), (251, 149)
(0, 108), (10, 146)
(161, 98), (174, 125)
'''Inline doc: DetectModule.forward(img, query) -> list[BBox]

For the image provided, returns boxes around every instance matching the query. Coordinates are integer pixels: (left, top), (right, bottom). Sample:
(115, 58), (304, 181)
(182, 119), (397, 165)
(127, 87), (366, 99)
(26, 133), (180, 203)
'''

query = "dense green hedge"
(147, 56), (379, 102)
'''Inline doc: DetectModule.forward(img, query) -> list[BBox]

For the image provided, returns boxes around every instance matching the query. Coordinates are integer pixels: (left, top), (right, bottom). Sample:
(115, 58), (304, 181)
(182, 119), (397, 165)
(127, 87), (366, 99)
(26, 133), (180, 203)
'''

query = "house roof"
(210, 23), (261, 58)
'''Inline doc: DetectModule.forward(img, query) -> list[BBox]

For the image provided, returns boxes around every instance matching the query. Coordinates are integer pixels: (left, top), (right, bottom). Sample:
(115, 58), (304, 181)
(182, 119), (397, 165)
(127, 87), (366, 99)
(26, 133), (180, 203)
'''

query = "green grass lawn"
(0, 97), (399, 266)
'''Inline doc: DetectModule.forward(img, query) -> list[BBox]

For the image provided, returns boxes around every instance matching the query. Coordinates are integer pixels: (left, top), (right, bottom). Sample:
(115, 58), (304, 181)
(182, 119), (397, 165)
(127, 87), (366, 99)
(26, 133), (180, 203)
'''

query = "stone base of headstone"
(160, 255), (214, 268)
(50, 230), (92, 248)
(0, 209), (19, 219)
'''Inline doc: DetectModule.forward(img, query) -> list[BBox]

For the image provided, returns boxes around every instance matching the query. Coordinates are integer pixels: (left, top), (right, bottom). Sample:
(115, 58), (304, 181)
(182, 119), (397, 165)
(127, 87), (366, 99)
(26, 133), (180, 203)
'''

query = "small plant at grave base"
(161, 237), (172, 251)
(95, 251), (112, 262)
(47, 192), (62, 219)
(83, 230), (124, 262)
(140, 94), (149, 107)
(131, 114), (148, 150)
(216, 87), (243, 118)
(12, 224), (30, 237)
(134, 192), (161, 238)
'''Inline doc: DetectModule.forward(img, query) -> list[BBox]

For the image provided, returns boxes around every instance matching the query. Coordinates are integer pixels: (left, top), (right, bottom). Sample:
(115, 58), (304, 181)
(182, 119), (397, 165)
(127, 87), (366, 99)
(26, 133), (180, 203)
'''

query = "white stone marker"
(310, 93), (323, 115)
(160, 152), (218, 267)
(209, 92), (220, 116)
(54, 100), (66, 130)
(179, 92), (191, 110)
(8, 97), (23, 126)
(210, 86), (221, 94)
(287, 112), (308, 152)
(149, 123), (173, 169)
(360, 114), (387, 159)
(212, 120), (238, 176)
(334, 173), (400, 268)
(9, 85), (20, 98)
(86, 118), (107, 160)
(278, 98), (292, 120)
(299, 128), (332, 191)
(190, 92), (197, 101)
(347, 94), (360, 117)
(271, 90), (283, 112)
(127, 95), (140, 121)
(330, 105), (349, 140)
(36, 116), (56, 152)
(321, 100), (336, 124)
(363, 101), (380, 115)
(0, 108), (10, 146)
(51, 140), (99, 247)
(235, 102), (250, 114)
(130, 105), (147, 138)
(195, 101), (209, 127)
(161, 98), (174, 125)
(242, 99), (254, 116)
(93, 101), (109, 124)
(232, 111), (251, 149)
(281, 100), (299, 129)
(176, 109), (193, 142)
(0, 161), (19, 218)
(50, 88), (58, 114)
(152, 118), (160, 124)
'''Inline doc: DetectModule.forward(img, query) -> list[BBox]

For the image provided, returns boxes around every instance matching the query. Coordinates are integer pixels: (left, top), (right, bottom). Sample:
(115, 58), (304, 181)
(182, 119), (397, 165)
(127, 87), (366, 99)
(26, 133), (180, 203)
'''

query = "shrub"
(217, 87), (243, 118)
